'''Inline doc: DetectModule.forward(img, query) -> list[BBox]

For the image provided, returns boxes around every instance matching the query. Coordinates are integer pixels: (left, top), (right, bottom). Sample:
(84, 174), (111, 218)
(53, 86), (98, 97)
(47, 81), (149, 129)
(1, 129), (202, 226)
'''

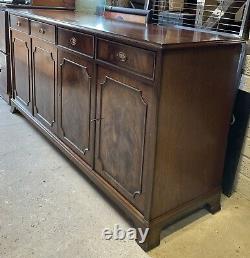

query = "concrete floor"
(0, 97), (250, 258)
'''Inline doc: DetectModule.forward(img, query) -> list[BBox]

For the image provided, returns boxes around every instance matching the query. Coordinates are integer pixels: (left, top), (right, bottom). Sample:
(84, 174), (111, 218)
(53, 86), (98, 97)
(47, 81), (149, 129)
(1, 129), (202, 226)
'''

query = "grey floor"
(0, 98), (250, 258)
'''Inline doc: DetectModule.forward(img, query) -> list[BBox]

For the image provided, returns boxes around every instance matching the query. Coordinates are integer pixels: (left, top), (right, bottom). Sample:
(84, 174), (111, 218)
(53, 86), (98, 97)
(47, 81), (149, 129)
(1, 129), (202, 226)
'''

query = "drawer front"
(97, 39), (155, 79)
(58, 28), (94, 57)
(31, 20), (55, 43)
(10, 15), (29, 34)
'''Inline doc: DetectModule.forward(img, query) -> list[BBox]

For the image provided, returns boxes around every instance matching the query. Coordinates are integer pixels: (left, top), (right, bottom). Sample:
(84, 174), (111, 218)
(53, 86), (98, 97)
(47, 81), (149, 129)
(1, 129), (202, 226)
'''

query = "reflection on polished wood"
(32, 0), (75, 9)
(7, 9), (241, 48)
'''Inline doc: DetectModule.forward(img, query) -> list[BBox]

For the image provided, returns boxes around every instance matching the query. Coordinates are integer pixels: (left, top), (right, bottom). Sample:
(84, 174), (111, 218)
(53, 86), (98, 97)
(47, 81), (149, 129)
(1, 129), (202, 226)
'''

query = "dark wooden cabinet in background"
(8, 9), (244, 251)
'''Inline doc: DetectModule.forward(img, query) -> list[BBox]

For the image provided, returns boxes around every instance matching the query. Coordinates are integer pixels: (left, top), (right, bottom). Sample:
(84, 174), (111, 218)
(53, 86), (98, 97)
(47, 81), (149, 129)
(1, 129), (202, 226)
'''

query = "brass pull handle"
(39, 28), (45, 34)
(117, 51), (127, 62)
(16, 21), (21, 27)
(70, 37), (77, 46)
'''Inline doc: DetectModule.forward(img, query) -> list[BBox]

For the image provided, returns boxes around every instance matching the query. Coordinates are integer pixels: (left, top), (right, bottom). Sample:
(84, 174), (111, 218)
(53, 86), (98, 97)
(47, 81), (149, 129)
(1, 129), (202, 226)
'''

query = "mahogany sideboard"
(7, 9), (244, 250)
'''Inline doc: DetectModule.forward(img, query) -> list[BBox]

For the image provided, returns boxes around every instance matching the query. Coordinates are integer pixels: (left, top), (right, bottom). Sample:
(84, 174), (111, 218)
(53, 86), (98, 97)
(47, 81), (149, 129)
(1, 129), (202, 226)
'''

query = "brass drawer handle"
(117, 51), (127, 62)
(70, 37), (77, 46)
(16, 21), (21, 27)
(39, 28), (45, 34)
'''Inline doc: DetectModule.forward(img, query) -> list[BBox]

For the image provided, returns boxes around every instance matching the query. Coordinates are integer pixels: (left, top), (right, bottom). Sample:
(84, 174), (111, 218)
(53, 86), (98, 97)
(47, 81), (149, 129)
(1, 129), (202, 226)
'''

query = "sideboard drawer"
(58, 28), (94, 57)
(31, 20), (55, 43)
(97, 39), (155, 79)
(10, 15), (29, 34)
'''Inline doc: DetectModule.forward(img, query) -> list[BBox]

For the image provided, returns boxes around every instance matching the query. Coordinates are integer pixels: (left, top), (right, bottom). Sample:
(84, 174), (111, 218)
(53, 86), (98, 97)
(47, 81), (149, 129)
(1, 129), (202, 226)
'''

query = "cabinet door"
(95, 67), (154, 212)
(58, 49), (95, 167)
(0, 10), (6, 53)
(32, 38), (57, 133)
(11, 30), (32, 113)
(0, 52), (8, 102)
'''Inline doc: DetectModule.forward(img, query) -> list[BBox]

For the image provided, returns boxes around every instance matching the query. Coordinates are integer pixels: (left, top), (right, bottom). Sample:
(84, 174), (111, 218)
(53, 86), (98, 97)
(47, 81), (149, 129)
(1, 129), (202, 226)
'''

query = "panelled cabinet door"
(32, 38), (57, 133)
(58, 49), (95, 168)
(11, 30), (32, 113)
(95, 67), (154, 213)
(0, 52), (8, 102)
(0, 10), (6, 53)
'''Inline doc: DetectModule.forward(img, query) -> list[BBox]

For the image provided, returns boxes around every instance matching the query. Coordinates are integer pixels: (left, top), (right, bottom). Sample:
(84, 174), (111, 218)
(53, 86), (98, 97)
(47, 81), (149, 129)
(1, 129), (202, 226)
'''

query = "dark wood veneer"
(95, 67), (155, 213)
(97, 38), (156, 79)
(0, 10), (7, 53)
(58, 48), (95, 167)
(58, 27), (94, 57)
(32, 37), (57, 132)
(0, 52), (8, 101)
(6, 9), (243, 49)
(32, 0), (75, 9)
(9, 14), (30, 34)
(151, 44), (243, 219)
(31, 20), (56, 43)
(11, 30), (32, 113)
(0, 9), (10, 103)
(8, 8), (244, 251)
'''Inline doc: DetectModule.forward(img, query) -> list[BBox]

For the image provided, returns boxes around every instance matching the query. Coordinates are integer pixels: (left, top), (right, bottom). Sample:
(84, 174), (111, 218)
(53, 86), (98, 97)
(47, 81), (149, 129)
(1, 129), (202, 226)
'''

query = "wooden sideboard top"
(7, 9), (243, 49)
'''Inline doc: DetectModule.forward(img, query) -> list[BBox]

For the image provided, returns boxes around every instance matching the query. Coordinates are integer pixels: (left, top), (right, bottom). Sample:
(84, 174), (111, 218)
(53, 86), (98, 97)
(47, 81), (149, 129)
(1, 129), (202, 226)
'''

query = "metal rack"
(151, 0), (250, 37)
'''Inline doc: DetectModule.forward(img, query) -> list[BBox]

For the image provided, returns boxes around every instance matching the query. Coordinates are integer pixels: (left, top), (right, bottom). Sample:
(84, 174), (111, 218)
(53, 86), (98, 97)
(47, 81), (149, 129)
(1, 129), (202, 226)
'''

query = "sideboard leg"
(138, 225), (161, 252)
(10, 105), (18, 114)
(206, 198), (221, 215)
